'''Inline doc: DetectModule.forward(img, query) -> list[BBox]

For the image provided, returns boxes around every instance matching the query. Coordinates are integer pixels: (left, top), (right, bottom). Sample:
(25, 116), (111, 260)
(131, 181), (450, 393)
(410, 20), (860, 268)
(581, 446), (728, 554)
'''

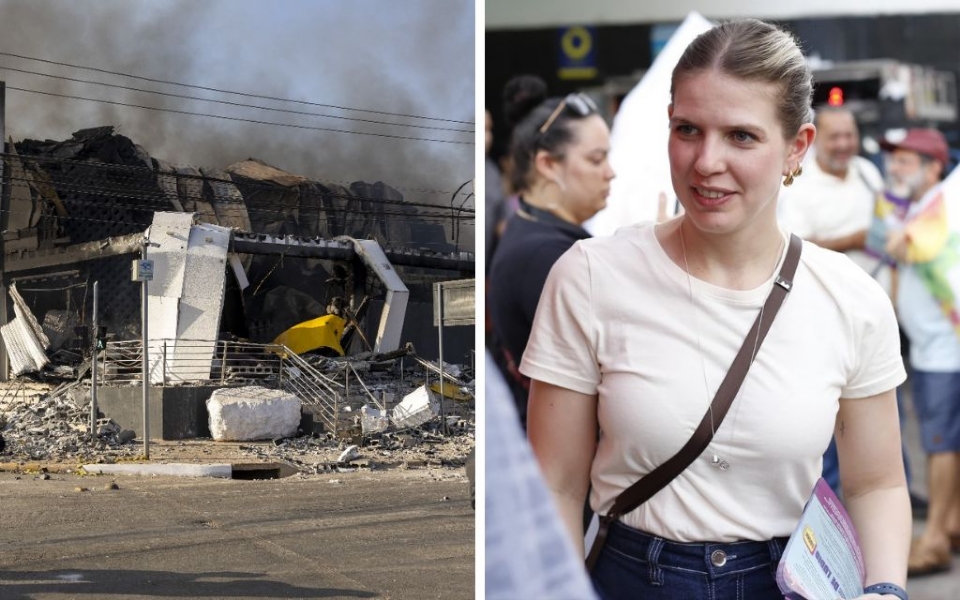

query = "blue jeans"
(911, 369), (960, 453)
(591, 521), (787, 600)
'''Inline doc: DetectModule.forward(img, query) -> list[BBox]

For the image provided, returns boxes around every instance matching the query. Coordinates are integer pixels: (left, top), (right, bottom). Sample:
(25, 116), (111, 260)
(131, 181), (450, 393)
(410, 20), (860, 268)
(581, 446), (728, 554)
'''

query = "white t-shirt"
(779, 155), (889, 292)
(520, 222), (906, 543)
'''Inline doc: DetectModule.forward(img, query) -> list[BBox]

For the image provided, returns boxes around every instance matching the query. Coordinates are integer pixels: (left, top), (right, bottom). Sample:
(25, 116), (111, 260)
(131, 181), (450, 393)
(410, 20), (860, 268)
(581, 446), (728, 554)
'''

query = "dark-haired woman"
(487, 84), (616, 428)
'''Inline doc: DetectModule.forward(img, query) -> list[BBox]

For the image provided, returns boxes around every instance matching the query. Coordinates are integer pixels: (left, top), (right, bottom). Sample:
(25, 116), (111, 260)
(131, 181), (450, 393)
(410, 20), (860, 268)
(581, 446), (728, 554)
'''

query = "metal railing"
(100, 338), (342, 432)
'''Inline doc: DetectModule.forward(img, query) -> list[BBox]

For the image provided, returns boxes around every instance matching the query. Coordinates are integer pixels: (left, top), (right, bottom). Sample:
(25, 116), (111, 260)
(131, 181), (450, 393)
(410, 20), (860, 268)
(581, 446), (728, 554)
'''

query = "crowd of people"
(486, 16), (959, 600)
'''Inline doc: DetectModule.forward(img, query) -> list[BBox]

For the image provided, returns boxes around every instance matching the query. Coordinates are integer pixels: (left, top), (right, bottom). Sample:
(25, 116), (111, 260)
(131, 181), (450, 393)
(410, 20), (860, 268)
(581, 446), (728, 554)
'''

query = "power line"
(0, 50), (473, 125)
(0, 65), (474, 134)
(5, 86), (473, 146)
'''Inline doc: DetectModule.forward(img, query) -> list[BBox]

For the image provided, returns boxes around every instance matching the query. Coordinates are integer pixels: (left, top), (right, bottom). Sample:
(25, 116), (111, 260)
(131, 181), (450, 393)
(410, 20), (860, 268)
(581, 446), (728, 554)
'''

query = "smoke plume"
(0, 0), (475, 222)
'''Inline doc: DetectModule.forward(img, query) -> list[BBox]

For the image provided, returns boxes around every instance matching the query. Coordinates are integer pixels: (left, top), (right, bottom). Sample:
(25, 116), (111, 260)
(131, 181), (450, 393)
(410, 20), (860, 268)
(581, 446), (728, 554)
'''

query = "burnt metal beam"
(229, 232), (354, 260)
(229, 231), (475, 273)
(4, 229), (476, 275)
(4, 232), (142, 273)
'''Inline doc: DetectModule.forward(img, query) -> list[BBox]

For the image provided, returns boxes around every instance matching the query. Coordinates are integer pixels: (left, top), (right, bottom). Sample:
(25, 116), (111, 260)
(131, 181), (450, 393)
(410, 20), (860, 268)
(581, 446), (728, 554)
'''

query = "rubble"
(0, 381), (142, 462)
(0, 353), (475, 472)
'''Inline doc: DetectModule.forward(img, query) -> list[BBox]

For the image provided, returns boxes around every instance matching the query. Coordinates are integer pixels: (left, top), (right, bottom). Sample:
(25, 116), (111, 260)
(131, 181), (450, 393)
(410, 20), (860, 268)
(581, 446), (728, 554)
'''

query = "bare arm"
(527, 379), (598, 555)
(835, 388), (910, 590)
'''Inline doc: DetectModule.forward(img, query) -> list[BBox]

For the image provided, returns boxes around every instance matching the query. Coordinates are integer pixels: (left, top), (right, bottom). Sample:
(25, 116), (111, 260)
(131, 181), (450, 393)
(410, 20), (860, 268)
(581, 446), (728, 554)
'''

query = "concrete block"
(360, 405), (389, 434)
(391, 385), (438, 429)
(207, 386), (301, 441)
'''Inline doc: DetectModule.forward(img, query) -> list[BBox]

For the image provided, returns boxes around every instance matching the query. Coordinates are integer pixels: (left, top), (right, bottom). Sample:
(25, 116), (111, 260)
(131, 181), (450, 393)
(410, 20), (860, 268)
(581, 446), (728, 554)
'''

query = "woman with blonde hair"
(523, 19), (910, 600)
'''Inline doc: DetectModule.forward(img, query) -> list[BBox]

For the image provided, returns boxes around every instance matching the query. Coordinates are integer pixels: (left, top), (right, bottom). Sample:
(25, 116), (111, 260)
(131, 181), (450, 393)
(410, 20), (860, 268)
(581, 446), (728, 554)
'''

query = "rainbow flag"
(893, 174), (960, 336)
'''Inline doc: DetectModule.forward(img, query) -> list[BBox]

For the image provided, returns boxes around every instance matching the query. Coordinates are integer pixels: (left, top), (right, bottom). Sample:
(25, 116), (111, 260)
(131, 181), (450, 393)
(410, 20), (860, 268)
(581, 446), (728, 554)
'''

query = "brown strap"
(586, 234), (802, 571)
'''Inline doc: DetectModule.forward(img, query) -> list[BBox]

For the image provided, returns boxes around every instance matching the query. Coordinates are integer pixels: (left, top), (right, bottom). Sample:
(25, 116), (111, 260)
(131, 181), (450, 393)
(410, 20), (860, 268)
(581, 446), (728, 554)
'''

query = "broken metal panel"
(172, 221), (230, 381)
(6, 141), (37, 231)
(200, 167), (252, 232)
(41, 309), (77, 352)
(146, 295), (179, 383)
(224, 159), (309, 188)
(272, 314), (346, 356)
(154, 160), (185, 212)
(144, 213), (230, 383)
(0, 283), (51, 375)
(1, 316), (49, 374)
(227, 253), (249, 290)
(175, 166), (217, 224)
(10, 283), (48, 348)
(350, 239), (408, 354)
(147, 212), (190, 299)
(146, 213), (191, 383)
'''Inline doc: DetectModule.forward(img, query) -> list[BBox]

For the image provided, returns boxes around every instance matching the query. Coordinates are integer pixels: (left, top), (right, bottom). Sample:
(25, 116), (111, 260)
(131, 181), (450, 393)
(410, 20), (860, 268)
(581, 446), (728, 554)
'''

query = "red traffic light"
(828, 86), (844, 106)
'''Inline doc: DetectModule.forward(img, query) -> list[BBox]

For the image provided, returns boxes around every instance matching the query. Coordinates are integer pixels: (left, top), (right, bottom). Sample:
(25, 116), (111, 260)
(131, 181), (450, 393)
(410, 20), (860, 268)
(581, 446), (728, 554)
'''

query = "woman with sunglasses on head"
(488, 78), (616, 429)
(521, 20), (911, 600)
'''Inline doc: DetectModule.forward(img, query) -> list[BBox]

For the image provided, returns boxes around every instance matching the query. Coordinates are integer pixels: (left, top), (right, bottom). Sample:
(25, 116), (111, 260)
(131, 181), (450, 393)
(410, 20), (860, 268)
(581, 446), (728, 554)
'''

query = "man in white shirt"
(780, 106), (887, 288)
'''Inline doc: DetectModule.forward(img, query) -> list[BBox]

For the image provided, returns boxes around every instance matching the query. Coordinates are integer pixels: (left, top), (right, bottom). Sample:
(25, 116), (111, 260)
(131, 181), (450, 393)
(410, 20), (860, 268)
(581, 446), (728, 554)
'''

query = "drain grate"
(231, 462), (296, 480)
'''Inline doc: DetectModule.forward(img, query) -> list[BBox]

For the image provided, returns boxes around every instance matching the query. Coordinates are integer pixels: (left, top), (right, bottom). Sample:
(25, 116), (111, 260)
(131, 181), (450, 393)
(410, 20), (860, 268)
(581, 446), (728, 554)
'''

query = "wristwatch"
(863, 582), (908, 600)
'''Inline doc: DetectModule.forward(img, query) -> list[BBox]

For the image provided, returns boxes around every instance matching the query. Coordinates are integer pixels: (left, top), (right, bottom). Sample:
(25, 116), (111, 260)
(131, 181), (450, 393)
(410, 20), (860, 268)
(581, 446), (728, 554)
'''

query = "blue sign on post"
(132, 258), (154, 282)
(558, 26), (597, 80)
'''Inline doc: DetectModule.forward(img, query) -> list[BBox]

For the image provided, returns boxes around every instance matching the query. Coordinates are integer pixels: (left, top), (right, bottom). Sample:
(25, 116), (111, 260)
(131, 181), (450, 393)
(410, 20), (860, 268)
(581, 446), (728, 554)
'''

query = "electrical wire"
(0, 51), (473, 125)
(0, 65), (474, 134)
(5, 86), (473, 145)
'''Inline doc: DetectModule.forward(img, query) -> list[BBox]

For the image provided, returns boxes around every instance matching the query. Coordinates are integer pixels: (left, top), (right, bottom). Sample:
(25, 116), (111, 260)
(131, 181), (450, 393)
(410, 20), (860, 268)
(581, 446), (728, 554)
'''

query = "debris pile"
(0, 381), (141, 462)
(0, 350), (475, 471)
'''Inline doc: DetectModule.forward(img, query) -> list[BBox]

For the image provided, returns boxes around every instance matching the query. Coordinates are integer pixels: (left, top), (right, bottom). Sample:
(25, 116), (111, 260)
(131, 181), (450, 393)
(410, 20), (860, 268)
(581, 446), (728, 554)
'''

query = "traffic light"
(827, 86), (844, 107)
(96, 326), (107, 351)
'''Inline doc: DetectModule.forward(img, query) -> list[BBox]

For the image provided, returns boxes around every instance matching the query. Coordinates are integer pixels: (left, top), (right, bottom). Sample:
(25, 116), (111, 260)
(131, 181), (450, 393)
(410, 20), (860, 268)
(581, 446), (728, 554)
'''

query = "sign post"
(432, 279), (475, 434)
(132, 253), (154, 458)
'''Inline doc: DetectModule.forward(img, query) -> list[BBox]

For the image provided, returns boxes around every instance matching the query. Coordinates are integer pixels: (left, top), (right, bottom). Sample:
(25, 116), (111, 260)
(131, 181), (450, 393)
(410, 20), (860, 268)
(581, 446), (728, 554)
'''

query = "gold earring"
(794, 165), (803, 178)
(783, 171), (795, 187)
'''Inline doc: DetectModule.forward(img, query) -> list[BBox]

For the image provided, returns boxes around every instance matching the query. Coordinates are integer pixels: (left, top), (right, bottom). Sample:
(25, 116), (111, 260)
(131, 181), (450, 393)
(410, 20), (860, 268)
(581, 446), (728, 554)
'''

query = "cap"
(880, 128), (950, 166)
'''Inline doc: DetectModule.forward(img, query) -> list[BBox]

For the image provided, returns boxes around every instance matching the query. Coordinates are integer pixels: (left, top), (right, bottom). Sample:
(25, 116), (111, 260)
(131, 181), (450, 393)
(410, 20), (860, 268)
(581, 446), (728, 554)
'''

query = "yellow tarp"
(272, 314), (346, 356)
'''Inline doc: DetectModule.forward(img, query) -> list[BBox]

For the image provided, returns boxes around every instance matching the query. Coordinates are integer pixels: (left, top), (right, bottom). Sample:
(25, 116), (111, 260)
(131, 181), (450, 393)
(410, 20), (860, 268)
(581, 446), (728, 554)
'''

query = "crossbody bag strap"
(586, 233), (802, 571)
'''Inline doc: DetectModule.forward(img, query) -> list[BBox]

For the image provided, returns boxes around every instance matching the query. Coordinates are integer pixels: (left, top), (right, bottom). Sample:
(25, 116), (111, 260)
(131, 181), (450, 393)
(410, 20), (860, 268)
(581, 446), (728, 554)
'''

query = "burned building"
(0, 126), (475, 378)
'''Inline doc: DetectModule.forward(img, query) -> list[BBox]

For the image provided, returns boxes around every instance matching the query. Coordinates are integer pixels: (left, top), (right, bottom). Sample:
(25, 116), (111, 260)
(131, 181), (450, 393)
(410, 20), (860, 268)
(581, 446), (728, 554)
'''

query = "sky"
(0, 0), (475, 209)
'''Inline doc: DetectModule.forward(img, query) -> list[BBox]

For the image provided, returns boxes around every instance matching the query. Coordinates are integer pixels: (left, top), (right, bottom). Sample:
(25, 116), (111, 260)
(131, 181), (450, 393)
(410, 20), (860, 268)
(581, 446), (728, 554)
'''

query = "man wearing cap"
(882, 127), (960, 577)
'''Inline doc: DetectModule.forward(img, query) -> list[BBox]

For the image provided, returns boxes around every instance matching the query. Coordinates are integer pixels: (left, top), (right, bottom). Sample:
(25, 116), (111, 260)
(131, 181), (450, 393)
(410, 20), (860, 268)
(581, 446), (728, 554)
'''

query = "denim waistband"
(604, 520), (788, 583)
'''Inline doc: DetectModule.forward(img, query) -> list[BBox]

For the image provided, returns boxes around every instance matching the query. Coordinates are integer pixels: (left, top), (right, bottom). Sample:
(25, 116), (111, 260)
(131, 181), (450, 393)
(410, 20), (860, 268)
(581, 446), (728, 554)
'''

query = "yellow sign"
(558, 26), (597, 81)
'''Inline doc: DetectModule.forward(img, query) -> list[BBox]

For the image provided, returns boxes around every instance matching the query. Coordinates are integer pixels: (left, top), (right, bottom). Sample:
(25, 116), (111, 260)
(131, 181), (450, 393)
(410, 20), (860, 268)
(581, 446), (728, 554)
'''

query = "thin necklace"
(678, 225), (784, 471)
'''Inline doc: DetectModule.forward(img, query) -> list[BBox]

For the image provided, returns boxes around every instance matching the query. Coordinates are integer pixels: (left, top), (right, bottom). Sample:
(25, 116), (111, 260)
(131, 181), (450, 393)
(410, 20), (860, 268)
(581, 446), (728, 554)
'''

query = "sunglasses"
(538, 93), (599, 134)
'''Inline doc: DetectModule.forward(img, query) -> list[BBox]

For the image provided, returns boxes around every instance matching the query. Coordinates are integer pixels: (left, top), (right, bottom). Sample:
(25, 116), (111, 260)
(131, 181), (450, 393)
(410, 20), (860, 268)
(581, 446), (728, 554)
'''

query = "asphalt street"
(0, 468), (474, 600)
